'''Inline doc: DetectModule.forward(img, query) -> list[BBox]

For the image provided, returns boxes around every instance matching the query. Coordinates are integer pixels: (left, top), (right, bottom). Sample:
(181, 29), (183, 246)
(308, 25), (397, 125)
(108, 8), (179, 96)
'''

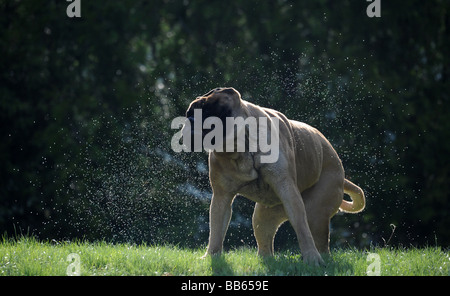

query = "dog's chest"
(226, 153), (258, 182)
(212, 152), (281, 206)
(228, 154), (281, 207)
(237, 177), (280, 207)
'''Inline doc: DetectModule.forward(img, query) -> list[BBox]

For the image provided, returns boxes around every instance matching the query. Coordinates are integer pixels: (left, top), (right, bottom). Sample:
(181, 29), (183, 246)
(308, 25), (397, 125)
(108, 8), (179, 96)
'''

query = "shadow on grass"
(210, 254), (234, 276)
(261, 252), (355, 276)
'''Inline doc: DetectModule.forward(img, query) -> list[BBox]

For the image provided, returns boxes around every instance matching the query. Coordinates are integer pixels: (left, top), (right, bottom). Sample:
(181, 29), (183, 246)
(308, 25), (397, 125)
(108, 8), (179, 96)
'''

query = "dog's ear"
(202, 98), (232, 120)
(202, 88), (220, 97)
(215, 87), (241, 100)
(213, 88), (242, 110)
(202, 87), (241, 100)
(186, 98), (205, 117)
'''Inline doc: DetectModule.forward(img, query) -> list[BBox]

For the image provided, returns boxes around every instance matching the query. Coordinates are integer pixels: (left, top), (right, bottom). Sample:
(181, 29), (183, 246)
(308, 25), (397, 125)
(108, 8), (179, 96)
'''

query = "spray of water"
(50, 49), (403, 249)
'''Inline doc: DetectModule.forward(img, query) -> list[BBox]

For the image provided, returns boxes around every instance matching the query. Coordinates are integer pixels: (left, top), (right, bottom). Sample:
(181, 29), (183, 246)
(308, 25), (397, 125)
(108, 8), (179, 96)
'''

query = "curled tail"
(340, 179), (365, 213)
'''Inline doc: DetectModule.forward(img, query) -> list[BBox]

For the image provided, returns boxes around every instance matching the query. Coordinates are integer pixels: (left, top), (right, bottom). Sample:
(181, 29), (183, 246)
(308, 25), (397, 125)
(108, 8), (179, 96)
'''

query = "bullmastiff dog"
(184, 87), (365, 266)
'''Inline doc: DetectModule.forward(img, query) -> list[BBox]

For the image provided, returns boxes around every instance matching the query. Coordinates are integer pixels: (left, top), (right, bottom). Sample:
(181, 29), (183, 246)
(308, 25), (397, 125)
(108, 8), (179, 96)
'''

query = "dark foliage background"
(1, 0), (449, 249)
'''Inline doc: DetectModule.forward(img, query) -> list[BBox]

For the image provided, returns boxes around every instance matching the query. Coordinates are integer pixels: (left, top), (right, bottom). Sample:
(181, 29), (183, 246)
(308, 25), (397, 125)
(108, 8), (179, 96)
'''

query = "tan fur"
(187, 87), (365, 266)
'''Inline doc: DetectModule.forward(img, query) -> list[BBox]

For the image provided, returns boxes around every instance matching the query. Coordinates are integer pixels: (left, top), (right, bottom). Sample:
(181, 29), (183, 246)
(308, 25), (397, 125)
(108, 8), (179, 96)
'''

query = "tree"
(1, 0), (448, 247)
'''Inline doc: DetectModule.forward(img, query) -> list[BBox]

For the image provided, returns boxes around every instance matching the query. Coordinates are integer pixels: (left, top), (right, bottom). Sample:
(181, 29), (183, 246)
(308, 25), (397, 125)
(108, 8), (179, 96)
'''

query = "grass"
(0, 237), (448, 276)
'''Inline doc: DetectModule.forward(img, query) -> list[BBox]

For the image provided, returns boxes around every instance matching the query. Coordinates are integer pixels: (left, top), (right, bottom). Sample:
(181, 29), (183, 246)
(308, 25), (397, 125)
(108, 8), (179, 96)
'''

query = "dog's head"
(184, 87), (242, 138)
(186, 87), (241, 121)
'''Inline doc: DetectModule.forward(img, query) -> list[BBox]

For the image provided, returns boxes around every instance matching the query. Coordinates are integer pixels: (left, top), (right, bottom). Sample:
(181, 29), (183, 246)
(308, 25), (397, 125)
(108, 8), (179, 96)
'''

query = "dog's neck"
(212, 150), (241, 160)
(212, 130), (251, 159)
(211, 149), (259, 182)
(211, 99), (263, 160)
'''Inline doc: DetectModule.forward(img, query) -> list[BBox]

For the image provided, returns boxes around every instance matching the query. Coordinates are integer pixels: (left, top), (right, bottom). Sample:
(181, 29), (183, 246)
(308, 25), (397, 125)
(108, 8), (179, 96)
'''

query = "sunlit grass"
(0, 237), (448, 276)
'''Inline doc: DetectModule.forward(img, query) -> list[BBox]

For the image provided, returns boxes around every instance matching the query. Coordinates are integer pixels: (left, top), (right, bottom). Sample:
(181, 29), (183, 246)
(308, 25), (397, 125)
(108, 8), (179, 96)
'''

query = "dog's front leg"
(204, 193), (234, 257)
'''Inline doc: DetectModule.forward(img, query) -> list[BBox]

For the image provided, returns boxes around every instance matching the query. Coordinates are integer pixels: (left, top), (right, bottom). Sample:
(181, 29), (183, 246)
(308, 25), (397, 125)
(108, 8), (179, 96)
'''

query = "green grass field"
(0, 237), (448, 276)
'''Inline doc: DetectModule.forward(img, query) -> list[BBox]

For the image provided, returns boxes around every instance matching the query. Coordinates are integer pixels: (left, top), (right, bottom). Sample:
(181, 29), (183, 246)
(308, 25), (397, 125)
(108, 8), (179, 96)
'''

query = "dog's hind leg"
(302, 170), (344, 254)
(252, 203), (287, 256)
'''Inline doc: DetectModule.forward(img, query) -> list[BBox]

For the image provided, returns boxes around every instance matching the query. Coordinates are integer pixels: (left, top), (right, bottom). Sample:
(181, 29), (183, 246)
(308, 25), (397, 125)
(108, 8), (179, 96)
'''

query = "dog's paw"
(200, 249), (222, 260)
